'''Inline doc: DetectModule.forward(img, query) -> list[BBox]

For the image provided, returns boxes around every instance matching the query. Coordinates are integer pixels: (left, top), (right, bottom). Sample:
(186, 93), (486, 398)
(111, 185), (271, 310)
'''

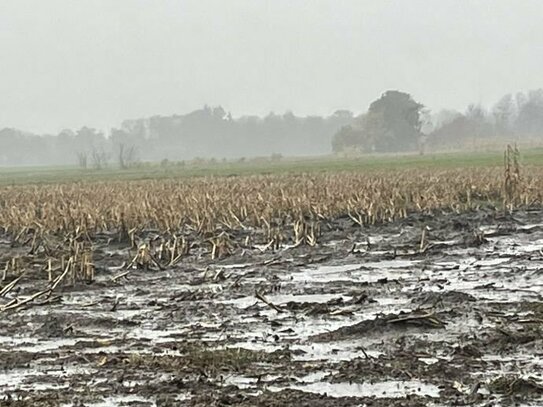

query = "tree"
(90, 147), (108, 170)
(75, 127), (106, 151)
(429, 109), (494, 150)
(428, 115), (474, 150)
(366, 90), (424, 152)
(492, 94), (515, 135)
(465, 104), (487, 124)
(331, 110), (354, 120)
(464, 104), (494, 144)
(76, 152), (88, 169)
(331, 90), (424, 153)
(332, 125), (362, 153)
(118, 143), (139, 169)
(515, 89), (543, 138)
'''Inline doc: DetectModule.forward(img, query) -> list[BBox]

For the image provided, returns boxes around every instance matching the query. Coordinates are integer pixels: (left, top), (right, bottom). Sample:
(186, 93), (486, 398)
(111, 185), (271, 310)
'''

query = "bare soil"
(1, 208), (543, 406)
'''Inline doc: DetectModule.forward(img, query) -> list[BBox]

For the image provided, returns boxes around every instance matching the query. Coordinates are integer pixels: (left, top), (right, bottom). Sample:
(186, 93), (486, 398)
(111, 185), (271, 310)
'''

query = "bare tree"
(76, 152), (88, 169)
(492, 94), (516, 136)
(91, 147), (109, 170)
(118, 143), (139, 169)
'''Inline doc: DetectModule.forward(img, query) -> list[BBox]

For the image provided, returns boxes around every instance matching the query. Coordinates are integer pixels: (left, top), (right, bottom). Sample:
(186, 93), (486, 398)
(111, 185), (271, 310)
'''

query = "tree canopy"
(332, 90), (424, 153)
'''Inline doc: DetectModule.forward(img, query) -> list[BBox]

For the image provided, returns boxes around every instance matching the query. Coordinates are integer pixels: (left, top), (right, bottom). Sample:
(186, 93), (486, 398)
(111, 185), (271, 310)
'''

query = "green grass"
(1, 148), (542, 186)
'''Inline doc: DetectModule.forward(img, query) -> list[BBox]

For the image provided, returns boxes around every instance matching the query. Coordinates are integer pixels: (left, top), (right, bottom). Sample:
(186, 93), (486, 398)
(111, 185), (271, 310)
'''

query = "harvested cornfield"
(1, 164), (543, 406)
(2, 166), (542, 235)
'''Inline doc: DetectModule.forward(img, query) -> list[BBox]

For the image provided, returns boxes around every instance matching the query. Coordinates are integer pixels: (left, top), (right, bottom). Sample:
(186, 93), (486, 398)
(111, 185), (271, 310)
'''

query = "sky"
(1, 0), (542, 134)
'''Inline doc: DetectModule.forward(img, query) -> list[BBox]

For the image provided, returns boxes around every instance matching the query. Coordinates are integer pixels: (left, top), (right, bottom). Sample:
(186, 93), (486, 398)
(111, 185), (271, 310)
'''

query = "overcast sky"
(1, 0), (542, 134)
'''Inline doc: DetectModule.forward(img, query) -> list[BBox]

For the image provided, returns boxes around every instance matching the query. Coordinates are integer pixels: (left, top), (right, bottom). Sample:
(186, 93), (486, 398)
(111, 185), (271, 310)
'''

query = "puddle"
(419, 357), (440, 365)
(223, 293), (351, 309)
(272, 380), (440, 398)
(291, 341), (382, 362)
(224, 374), (282, 389)
(294, 260), (420, 284)
(0, 369), (75, 392)
(228, 340), (381, 362)
(473, 258), (511, 267)
(64, 395), (157, 407)
(0, 337), (80, 353)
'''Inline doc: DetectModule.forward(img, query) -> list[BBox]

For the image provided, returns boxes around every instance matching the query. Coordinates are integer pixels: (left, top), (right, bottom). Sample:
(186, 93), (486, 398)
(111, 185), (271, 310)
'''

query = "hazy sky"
(1, 0), (542, 134)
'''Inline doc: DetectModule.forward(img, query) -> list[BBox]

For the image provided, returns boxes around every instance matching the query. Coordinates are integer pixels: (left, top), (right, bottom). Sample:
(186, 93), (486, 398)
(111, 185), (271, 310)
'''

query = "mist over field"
(1, 0), (543, 167)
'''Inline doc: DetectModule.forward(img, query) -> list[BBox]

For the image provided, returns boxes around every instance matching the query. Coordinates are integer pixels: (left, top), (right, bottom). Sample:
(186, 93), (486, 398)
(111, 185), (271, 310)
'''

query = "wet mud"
(1, 208), (543, 406)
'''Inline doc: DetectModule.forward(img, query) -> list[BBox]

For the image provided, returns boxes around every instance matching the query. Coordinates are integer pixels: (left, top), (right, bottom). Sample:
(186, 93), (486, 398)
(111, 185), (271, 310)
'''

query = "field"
(2, 148), (543, 186)
(1, 149), (543, 406)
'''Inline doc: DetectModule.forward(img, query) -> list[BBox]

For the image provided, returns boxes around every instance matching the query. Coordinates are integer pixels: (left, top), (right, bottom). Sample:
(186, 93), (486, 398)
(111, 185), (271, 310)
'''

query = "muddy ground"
(1, 208), (543, 406)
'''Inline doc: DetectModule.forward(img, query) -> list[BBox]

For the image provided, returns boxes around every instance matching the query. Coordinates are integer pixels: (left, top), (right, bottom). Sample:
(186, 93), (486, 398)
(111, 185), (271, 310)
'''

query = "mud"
(1, 208), (543, 406)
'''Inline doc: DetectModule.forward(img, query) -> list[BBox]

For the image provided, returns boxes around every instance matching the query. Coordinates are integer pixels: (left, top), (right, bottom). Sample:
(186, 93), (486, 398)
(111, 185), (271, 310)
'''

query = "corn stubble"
(0, 165), (541, 300)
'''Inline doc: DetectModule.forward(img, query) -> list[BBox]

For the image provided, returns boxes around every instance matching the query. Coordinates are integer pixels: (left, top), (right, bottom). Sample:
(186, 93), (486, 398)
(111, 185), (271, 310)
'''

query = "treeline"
(0, 107), (353, 167)
(332, 89), (543, 154)
(3, 89), (543, 167)
(428, 90), (543, 150)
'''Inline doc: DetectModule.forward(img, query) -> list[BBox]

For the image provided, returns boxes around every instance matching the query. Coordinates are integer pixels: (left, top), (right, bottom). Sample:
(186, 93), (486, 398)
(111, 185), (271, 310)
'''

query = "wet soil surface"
(1, 208), (543, 406)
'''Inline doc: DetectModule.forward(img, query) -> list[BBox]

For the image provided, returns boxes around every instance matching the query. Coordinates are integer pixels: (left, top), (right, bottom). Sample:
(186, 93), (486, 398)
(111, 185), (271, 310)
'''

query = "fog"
(1, 0), (543, 166)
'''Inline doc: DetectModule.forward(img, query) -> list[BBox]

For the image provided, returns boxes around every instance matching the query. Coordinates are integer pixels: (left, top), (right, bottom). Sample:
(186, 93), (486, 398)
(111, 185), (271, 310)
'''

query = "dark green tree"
(332, 90), (424, 153)
(366, 90), (424, 152)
